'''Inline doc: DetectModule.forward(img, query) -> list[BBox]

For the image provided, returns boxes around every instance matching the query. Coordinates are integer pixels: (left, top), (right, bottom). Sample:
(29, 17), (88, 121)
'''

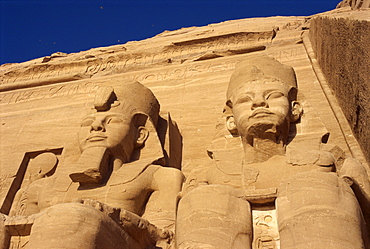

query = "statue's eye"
(236, 95), (253, 104)
(106, 116), (124, 124)
(81, 118), (94, 127)
(266, 92), (284, 100)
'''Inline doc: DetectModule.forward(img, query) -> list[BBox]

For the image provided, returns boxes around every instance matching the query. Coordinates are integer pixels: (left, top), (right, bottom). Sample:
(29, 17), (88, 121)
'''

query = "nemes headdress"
(93, 81), (160, 126)
(72, 82), (162, 185)
(227, 54), (297, 100)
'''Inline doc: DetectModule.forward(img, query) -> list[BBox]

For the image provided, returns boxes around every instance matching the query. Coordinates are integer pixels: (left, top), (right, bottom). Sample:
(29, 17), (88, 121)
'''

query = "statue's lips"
(87, 134), (107, 141)
(250, 109), (274, 117)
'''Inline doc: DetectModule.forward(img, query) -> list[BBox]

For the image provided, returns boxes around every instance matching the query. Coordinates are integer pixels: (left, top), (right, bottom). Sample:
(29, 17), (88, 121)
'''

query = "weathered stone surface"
(1, 82), (184, 248)
(309, 9), (370, 164)
(0, 6), (369, 249)
(176, 55), (370, 249)
(337, 0), (370, 9)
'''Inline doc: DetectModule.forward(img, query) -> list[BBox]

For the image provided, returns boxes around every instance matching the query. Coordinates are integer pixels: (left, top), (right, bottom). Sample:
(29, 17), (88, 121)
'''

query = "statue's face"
(78, 111), (135, 161)
(229, 81), (292, 137)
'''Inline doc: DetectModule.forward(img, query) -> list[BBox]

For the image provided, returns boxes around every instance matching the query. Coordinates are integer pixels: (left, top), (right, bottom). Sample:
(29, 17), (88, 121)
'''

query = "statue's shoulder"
(288, 149), (336, 167)
(26, 176), (51, 191)
(182, 162), (213, 193)
(152, 166), (184, 183)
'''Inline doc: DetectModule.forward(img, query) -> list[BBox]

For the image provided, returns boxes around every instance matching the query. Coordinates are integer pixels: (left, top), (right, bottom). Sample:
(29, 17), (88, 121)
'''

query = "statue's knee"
(277, 172), (365, 249)
(29, 203), (134, 249)
(177, 185), (252, 249)
(42, 202), (97, 218)
(35, 203), (106, 229)
(277, 171), (361, 222)
(0, 215), (10, 249)
(278, 171), (356, 209)
(178, 184), (249, 217)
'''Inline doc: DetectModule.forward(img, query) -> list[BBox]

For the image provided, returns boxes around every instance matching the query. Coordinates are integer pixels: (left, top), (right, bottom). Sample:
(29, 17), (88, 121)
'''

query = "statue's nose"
(252, 97), (268, 109)
(91, 119), (105, 132)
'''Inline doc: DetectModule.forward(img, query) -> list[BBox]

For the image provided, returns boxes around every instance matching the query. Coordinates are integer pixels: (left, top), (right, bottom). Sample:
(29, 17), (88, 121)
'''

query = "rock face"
(337, 0), (370, 9)
(309, 9), (370, 165)
(0, 6), (369, 249)
(176, 54), (370, 249)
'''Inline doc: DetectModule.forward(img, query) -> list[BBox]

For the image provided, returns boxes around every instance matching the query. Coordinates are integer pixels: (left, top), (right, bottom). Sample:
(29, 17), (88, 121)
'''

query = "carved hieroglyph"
(1, 82), (184, 249)
(176, 55), (370, 249)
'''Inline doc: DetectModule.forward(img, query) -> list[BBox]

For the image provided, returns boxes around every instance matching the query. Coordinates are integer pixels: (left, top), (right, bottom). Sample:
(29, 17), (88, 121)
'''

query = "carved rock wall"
(309, 10), (370, 163)
(336, 0), (370, 9)
(0, 9), (368, 221)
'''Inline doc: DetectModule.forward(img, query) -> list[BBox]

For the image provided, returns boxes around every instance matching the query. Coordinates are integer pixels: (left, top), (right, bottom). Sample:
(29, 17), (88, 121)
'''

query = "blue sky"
(1, 0), (340, 65)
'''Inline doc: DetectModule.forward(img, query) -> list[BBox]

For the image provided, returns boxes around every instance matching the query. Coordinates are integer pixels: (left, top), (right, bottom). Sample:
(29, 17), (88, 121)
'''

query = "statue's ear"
(132, 113), (150, 148)
(226, 116), (238, 134)
(135, 126), (149, 148)
(225, 100), (238, 135)
(290, 101), (303, 122)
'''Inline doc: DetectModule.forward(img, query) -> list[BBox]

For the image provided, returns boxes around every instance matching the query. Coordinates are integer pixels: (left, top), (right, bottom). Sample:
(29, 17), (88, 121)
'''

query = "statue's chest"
(38, 174), (152, 214)
(210, 155), (321, 191)
(243, 155), (331, 191)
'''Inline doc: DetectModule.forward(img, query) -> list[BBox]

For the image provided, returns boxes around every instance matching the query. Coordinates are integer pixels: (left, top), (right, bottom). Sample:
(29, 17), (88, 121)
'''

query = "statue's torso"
(36, 164), (160, 216)
(206, 154), (334, 201)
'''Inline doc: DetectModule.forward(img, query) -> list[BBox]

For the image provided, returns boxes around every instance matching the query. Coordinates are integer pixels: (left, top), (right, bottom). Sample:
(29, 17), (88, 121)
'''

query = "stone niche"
(0, 5), (369, 249)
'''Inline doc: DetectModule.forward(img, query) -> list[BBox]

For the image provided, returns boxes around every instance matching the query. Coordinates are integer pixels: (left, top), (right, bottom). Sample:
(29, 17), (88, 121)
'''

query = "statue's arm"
(11, 182), (41, 216)
(77, 198), (175, 247)
(182, 165), (211, 194)
(144, 167), (184, 230)
(0, 182), (42, 248)
(338, 157), (370, 224)
(9, 189), (23, 216)
(0, 214), (10, 249)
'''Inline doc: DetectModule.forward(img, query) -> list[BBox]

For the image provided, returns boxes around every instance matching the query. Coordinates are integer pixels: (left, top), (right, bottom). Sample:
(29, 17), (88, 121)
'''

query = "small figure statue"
(176, 54), (370, 249)
(3, 81), (184, 249)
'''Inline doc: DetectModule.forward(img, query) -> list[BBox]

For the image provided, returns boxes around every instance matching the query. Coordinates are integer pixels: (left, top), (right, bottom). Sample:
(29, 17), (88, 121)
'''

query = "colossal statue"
(176, 55), (370, 249)
(2, 81), (184, 249)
